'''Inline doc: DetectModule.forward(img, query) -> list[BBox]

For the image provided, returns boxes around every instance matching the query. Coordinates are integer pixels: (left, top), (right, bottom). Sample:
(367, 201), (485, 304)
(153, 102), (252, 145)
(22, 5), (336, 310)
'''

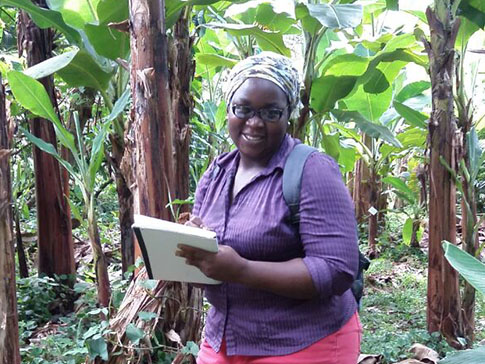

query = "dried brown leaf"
(409, 343), (439, 364)
(358, 354), (384, 364)
(166, 329), (182, 345)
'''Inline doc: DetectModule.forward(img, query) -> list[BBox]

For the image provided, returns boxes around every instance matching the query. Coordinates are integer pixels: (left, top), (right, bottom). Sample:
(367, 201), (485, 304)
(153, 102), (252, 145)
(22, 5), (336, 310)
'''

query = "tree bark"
(17, 3), (75, 282)
(108, 2), (202, 361)
(424, 5), (463, 348)
(109, 131), (134, 275)
(0, 76), (21, 364)
(352, 158), (371, 224)
(456, 53), (478, 346)
(169, 6), (195, 214)
(127, 0), (175, 224)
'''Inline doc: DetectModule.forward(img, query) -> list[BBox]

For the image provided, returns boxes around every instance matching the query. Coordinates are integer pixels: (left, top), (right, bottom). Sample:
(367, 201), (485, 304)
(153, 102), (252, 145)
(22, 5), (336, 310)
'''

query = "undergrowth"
(15, 203), (485, 363)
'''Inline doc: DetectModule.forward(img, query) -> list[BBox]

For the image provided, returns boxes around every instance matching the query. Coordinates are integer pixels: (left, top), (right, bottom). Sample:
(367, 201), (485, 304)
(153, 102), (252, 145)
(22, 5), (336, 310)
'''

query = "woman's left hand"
(175, 244), (247, 282)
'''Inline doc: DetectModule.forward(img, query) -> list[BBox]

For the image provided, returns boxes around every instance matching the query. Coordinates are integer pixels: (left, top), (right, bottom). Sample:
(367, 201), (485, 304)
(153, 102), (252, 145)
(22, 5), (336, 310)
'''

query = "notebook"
(132, 214), (221, 284)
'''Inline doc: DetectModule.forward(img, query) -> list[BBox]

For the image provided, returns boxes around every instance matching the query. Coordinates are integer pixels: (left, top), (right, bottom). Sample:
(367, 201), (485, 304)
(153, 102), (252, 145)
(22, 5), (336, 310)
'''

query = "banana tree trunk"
(424, 5), (464, 348)
(109, 132), (134, 275)
(17, 3), (75, 282)
(108, 1), (201, 362)
(0, 76), (21, 364)
(87, 199), (111, 308)
(169, 6), (194, 214)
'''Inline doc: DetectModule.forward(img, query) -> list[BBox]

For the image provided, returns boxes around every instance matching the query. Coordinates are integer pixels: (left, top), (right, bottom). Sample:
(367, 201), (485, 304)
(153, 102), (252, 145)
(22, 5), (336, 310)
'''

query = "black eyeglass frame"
(230, 103), (289, 123)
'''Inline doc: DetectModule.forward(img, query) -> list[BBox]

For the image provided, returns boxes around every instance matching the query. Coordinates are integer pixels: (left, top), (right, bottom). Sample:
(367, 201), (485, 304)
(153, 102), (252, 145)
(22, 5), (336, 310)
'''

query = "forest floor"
(15, 209), (485, 364)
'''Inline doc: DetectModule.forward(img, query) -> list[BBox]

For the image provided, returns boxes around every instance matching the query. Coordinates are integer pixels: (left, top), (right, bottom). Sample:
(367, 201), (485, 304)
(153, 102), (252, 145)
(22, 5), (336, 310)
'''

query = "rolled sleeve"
(299, 152), (359, 298)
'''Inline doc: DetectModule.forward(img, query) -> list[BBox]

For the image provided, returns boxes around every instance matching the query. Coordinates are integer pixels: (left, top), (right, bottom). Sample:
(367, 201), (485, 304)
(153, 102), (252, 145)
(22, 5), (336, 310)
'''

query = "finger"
(175, 249), (184, 257)
(184, 220), (199, 227)
(190, 215), (203, 226)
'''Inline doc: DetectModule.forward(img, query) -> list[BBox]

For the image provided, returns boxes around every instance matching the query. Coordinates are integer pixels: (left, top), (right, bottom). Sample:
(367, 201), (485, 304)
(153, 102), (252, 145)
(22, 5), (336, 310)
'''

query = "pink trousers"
(196, 312), (362, 364)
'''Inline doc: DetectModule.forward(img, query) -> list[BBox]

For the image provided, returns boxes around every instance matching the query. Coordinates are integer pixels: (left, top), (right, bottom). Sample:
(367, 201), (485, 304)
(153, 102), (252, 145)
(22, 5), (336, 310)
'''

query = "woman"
(176, 52), (361, 364)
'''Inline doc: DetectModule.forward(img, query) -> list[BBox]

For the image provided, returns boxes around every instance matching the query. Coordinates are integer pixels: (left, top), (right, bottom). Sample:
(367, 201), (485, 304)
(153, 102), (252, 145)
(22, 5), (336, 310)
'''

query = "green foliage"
(24, 49), (79, 79)
(360, 255), (454, 363)
(443, 241), (485, 295)
(0, 0), (80, 43)
(441, 241), (485, 363)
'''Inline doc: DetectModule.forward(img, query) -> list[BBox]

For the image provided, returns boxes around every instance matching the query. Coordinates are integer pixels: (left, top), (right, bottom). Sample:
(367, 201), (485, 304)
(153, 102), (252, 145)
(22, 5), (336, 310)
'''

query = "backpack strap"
(282, 144), (317, 226)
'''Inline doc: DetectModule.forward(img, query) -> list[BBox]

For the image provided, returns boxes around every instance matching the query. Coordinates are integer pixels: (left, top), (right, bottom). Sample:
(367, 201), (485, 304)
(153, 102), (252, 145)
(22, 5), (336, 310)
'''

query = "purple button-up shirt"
(193, 134), (358, 356)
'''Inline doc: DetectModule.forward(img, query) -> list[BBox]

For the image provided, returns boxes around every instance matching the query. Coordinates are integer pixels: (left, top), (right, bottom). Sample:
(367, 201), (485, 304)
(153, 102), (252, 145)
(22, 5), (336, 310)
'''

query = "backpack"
(282, 144), (370, 306)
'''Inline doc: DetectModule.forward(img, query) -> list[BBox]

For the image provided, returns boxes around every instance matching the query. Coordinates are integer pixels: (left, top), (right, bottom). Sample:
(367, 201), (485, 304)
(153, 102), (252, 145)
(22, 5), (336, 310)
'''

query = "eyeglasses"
(231, 104), (287, 123)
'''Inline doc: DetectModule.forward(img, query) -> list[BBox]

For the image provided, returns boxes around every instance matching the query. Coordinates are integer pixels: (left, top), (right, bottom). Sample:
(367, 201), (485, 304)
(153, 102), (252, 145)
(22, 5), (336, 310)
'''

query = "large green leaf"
(310, 75), (357, 113)
(322, 54), (369, 76)
(56, 49), (113, 90)
(295, 3), (322, 35)
(305, 3), (363, 29)
(84, 23), (129, 60)
(402, 217), (413, 245)
(443, 241), (485, 295)
(0, 0), (80, 43)
(338, 142), (357, 174)
(393, 101), (428, 129)
(467, 127), (484, 181)
(363, 69), (389, 94)
(205, 23), (290, 56)
(321, 132), (340, 161)
(440, 345), (485, 364)
(20, 126), (79, 184)
(196, 53), (238, 68)
(106, 87), (130, 122)
(7, 70), (76, 151)
(24, 49), (79, 79)
(382, 176), (416, 204)
(355, 118), (402, 148)
(330, 110), (402, 148)
(343, 84), (393, 122)
(255, 2), (296, 33)
(397, 127), (426, 149)
(385, 0), (398, 11)
(96, 0), (128, 25)
(46, 0), (101, 29)
(395, 81), (431, 102)
(459, 0), (485, 29)
(456, 16), (481, 50)
(381, 33), (416, 53)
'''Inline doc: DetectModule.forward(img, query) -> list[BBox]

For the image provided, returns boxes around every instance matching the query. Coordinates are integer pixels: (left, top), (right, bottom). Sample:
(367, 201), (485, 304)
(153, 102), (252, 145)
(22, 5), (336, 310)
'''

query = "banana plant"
(382, 173), (426, 248)
(7, 70), (127, 307)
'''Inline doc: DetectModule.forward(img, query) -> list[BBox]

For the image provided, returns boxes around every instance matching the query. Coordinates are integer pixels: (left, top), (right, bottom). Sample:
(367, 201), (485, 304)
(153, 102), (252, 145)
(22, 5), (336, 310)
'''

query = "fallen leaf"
(410, 343), (439, 363)
(358, 354), (384, 364)
(165, 329), (182, 345)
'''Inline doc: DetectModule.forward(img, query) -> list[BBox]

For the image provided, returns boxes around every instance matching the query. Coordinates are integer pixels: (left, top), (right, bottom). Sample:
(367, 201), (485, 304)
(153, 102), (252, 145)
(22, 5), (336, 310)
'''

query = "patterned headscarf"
(224, 51), (300, 118)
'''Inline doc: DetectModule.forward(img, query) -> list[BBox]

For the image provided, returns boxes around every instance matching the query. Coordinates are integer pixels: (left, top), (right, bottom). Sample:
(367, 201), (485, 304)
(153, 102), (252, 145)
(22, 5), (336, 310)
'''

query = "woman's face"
(228, 78), (289, 165)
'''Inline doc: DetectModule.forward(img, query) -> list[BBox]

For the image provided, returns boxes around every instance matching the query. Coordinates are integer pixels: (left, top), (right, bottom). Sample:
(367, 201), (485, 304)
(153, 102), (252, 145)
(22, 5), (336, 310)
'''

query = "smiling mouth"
(242, 134), (265, 142)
